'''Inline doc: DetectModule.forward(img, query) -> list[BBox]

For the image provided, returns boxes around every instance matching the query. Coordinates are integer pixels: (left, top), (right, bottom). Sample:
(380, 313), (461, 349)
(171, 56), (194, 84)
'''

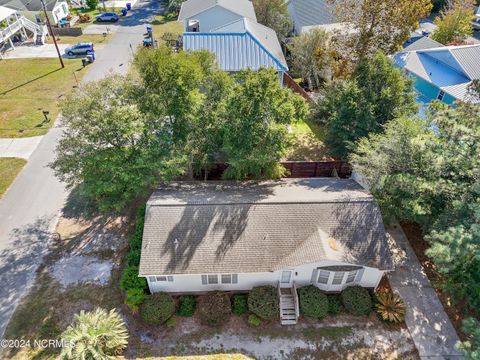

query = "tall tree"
(329, 0), (432, 60)
(222, 69), (308, 179)
(288, 28), (333, 89)
(431, 0), (476, 44)
(315, 52), (417, 159)
(252, 0), (293, 42)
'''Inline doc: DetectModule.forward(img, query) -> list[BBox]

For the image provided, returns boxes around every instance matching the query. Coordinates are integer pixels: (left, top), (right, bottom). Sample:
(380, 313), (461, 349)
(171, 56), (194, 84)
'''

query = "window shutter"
(232, 274), (238, 284)
(355, 268), (364, 283)
(311, 269), (319, 283)
(201, 275), (207, 285)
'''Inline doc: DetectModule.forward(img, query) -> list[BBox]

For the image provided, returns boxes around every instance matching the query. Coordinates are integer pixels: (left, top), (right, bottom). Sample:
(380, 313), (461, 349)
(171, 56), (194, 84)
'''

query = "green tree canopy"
(252, 0), (292, 42)
(431, 0), (476, 45)
(314, 52), (417, 159)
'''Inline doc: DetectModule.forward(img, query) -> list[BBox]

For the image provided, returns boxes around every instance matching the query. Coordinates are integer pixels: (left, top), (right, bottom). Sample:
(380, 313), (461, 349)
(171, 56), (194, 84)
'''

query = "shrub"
(140, 293), (175, 325)
(176, 295), (197, 317)
(297, 285), (329, 319)
(248, 314), (261, 327)
(120, 266), (147, 291)
(231, 294), (248, 315)
(375, 292), (406, 323)
(126, 249), (141, 267)
(165, 317), (176, 328)
(130, 205), (146, 251)
(328, 295), (342, 315)
(86, 0), (97, 10)
(341, 286), (372, 316)
(60, 308), (128, 359)
(198, 292), (231, 326)
(248, 286), (279, 320)
(125, 288), (145, 313)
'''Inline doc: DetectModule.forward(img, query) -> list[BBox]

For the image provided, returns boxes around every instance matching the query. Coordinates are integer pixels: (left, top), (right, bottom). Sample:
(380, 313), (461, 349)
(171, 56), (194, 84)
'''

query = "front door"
(280, 270), (293, 288)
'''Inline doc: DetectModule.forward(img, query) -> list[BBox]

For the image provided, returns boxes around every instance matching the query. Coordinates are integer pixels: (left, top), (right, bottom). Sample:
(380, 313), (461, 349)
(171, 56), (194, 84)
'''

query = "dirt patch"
(49, 255), (114, 286)
(400, 222), (468, 340)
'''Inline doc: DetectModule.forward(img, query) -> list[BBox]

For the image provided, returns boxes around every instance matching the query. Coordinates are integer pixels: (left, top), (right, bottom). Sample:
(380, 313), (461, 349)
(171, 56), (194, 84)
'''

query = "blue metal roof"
(183, 31), (288, 72)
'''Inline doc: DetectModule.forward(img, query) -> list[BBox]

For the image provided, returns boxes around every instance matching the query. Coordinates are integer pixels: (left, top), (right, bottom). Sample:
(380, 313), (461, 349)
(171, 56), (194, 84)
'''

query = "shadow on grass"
(1, 68), (63, 96)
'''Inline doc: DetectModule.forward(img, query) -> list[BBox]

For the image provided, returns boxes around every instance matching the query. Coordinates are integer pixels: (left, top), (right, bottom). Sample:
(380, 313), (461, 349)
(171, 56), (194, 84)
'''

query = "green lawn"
(287, 118), (331, 161)
(151, 14), (183, 44)
(0, 58), (87, 138)
(0, 158), (27, 197)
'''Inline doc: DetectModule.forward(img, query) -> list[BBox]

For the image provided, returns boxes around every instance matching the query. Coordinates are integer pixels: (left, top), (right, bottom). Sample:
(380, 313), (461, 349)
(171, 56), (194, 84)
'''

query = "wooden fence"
(194, 161), (351, 180)
(283, 73), (313, 103)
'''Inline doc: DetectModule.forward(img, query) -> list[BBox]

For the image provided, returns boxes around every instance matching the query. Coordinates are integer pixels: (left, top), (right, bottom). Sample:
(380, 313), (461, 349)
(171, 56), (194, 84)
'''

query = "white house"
(178, 0), (256, 33)
(139, 178), (393, 323)
(0, 0), (69, 25)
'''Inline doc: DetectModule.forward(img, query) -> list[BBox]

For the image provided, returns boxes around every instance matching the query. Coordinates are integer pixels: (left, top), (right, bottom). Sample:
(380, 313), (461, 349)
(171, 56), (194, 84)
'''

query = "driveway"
(0, 136), (43, 159)
(387, 225), (461, 359)
(2, 43), (71, 59)
(0, 0), (162, 338)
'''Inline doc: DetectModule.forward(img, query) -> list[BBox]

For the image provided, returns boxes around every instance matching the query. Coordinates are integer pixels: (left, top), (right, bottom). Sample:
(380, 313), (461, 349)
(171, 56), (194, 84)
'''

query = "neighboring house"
(394, 44), (480, 104)
(287, 0), (347, 35)
(139, 178), (393, 304)
(178, 0), (256, 33)
(183, 17), (288, 79)
(403, 33), (444, 52)
(0, 0), (69, 25)
(0, 5), (47, 47)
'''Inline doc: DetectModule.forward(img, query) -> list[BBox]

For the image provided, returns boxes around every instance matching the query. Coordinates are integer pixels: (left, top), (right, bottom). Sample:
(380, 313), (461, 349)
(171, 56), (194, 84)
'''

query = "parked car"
(96, 12), (119, 22)
(65, 42), (94, 56)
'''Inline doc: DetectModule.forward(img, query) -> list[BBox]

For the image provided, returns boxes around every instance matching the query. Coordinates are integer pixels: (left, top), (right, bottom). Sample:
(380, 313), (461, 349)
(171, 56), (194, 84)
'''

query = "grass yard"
(0, 158), (27, 197)
(48, 33), (112, 46)
(286, 118), (332, 161)
(151, 14), (183, 44)
(0, 58), (86, 138)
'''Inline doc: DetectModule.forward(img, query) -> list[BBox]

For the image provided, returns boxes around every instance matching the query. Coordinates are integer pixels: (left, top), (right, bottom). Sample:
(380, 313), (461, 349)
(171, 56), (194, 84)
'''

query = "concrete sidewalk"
(0, 136), (43, 159)
(3, 44), (71, 59)
(387, 225), (461, 360)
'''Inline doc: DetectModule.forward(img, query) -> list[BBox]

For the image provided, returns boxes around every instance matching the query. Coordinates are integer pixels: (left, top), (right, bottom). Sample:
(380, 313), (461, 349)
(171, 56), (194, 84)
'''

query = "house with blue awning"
(394, 44), (480, 105)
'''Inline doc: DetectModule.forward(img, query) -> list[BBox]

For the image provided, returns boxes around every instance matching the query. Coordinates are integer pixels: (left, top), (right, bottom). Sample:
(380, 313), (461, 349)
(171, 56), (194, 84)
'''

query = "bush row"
(298, 285), (373, 319)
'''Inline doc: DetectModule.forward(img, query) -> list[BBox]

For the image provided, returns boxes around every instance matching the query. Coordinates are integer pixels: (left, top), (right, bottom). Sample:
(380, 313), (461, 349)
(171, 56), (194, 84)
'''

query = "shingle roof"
(0, 0), (58, 12)
(139, 178), (393, 276)
(288, 0), (337, 33)
(403, 36), (444, 52)
(183, 18), (288, 71)
(178, 0), (256, 22)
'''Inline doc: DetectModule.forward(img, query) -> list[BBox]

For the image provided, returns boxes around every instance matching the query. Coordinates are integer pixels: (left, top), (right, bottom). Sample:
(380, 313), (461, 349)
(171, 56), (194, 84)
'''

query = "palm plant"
(375, 292), (406, 323)
(60, 308), (128, 359)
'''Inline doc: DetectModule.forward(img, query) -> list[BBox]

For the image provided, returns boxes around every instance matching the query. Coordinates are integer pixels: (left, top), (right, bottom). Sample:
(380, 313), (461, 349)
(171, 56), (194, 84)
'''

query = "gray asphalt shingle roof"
(288, 0), (337, 32)
(403, 36), (444, 52)
(0, 0), (58, 12)
(178, 0), (257, 22)
(139, 178), (393, 276)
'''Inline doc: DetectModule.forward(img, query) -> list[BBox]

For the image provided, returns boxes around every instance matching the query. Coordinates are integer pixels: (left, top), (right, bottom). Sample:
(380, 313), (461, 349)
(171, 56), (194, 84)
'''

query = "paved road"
(0, 0), (161, 338)
(388, 225), (461, 360)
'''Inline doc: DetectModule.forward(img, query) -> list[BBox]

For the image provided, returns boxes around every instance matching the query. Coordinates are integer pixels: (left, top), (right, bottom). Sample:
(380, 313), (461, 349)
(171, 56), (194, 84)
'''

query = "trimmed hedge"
(120, 266), (147, 291)
(341, 286), (372, 316)
(140, 293), (175, 325)
(176, 295), (197, 317)
(130, 204), (146, 252)
(125, 288), (145, 313)
(126, 249), (141, 267)
(328, 295), (342, 315)
(231, 294), (248, 315)
(297, 285), (329, 319)
(248, 286), (279, 320)
(198, 292), (231, 326)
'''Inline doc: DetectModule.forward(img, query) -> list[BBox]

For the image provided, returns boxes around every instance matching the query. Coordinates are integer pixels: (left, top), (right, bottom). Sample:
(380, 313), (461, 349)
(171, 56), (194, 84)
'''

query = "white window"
(317, 270), (330, 284)
(149, 276), (173, 282)
(346, 270), (357, 284)
(221, 274), (238, 284)
(207, 274), (218, 284)
(437, 90), (445, 101)
(332, 271), (345, 285)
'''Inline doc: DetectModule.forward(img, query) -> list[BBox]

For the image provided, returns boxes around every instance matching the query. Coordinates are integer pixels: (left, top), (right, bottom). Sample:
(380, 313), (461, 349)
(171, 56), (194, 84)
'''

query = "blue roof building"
(183, 17), (288, 76)
(394, 44), (480, 105)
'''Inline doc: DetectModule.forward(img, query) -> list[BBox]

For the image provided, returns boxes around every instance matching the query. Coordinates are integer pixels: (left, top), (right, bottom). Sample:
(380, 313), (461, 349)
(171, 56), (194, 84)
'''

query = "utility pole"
(40, 0), (64, 68)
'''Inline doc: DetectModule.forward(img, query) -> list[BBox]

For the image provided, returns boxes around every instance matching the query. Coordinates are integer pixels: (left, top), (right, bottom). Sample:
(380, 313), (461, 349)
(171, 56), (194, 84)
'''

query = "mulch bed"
(400, 221), (468, 340)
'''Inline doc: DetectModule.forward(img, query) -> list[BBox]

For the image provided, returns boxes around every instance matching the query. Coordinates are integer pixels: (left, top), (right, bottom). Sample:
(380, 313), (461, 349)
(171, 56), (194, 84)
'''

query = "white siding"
(52, 1), (69, 24)
(145, 260), (385, 293)
(184, 7), (243, 33)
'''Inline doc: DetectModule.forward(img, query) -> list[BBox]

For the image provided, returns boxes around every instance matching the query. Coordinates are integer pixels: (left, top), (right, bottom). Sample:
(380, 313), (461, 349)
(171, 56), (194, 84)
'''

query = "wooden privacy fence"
(195, 161), (351, 180)
(283, 73), (313, 103)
